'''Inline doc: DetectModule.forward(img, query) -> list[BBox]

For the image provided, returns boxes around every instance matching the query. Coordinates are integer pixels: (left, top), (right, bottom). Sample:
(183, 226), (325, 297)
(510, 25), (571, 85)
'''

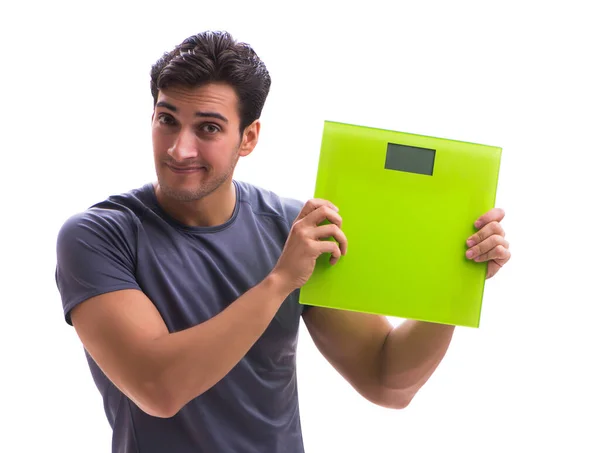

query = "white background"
(2, 0), (599, 452)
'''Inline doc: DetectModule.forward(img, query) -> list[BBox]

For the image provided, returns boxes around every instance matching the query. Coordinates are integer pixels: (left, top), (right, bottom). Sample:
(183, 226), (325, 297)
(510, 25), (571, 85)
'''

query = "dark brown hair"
(150, 31), (271, 134)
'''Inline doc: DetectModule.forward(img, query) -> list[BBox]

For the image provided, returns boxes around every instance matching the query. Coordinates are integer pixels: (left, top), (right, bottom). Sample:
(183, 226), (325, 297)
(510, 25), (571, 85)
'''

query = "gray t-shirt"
(55, 180), (309, 453)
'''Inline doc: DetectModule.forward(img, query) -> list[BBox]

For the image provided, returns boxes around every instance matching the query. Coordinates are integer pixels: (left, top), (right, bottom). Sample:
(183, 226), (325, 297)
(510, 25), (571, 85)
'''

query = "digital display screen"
(385, 143), (436, 176)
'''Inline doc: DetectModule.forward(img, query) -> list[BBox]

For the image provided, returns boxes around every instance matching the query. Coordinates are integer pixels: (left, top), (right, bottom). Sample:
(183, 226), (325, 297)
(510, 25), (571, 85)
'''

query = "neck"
(153, 180), (237, 228)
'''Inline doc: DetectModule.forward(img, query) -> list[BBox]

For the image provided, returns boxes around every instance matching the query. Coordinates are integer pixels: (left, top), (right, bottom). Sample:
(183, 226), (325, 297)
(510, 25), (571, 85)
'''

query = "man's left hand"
(466, 208), (511, 279)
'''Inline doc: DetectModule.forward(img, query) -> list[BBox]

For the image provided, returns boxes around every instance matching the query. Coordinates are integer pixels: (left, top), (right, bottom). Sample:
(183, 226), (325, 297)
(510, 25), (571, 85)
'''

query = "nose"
(168, 128), (199, 161)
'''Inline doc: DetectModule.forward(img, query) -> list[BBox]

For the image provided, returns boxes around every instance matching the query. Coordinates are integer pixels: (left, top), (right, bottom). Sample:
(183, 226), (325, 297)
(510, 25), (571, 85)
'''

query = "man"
(55, 31), (510, 452)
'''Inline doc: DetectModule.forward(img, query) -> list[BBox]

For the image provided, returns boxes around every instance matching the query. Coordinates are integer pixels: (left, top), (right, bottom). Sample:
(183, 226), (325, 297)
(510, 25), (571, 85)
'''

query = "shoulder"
(235, 180), (304, 228)
(55, 187), (151, 325)
(56, 185), (153, 252)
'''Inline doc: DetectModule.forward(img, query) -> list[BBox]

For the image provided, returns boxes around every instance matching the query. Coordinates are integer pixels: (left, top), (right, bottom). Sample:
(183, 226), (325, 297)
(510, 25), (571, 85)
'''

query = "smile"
(166, 164), (206, 173)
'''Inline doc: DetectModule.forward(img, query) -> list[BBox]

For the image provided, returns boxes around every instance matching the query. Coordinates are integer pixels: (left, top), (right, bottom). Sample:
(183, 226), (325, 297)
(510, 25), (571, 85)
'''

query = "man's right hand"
(271, 199), (348, 292)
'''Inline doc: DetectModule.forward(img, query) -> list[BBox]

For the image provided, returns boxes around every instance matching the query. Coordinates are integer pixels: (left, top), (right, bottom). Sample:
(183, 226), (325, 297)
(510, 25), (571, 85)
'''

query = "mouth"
(166, 163), (207, 174)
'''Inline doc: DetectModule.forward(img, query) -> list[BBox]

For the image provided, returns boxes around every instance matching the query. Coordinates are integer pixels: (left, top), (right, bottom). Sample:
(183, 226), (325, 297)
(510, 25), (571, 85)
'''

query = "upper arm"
(70, 289), (170, 416)
(302, 306), (394, 404)
(55, 210), (170, 416)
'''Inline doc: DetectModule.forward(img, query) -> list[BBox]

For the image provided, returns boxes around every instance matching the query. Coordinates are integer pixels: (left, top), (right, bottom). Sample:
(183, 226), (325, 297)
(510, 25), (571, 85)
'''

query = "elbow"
(387, 393), (413, 410)
(363, 385), (414, 410)
(379, 389), (414, 410)
(378, 372), (421, 409)
(375, 371), (419, 409)
(131, 379), (184, 419)
(135, 374), (215, 418)
(144, 399), (181, 419)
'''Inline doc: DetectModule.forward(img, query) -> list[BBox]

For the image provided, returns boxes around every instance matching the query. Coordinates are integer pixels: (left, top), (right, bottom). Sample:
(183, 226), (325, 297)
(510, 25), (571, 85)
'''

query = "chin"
(158, 174), (228, 203)
(159, 183), (209, 202)
(162, 187), (207, 202)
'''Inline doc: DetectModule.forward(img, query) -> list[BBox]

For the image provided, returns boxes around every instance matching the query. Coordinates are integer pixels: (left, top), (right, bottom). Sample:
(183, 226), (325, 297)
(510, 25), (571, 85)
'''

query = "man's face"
(152, 83), (256, 202)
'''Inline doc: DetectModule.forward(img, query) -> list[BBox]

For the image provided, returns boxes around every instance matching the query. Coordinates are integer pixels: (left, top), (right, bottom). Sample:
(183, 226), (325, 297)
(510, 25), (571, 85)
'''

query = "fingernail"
(466, 250), (475, 259)
(474, 221), (481, 229)
(467, 239), (475, 247)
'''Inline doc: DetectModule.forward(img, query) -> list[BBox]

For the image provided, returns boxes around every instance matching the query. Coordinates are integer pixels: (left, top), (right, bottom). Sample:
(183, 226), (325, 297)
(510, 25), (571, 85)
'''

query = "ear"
(238, 120), (261, 157)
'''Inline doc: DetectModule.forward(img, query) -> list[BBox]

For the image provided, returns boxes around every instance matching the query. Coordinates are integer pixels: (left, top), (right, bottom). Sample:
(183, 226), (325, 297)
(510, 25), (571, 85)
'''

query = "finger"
(486, 261), (502, 279)
(466, 221), (505, 247)
(296, 199), (338, 221)
(315, 239), (342, 265)
(474, 207), (505, 229)
(466, 235), (509, 260)
(303, 205), (343, 228)
(311, 224), (348, 256)
(474, 244), (511, 263)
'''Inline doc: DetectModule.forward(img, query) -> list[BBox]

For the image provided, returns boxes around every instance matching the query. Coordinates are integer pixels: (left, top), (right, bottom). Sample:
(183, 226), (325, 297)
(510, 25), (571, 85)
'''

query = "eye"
(157, 113), (177, 126)
(199, 123), (221, 134)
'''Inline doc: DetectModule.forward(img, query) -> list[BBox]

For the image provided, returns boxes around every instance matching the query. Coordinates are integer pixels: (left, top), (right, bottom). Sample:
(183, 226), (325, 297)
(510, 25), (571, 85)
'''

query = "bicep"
(302, 307), (392, 400)
(71, 289), (169, 414)
(57, 211), (171, 415)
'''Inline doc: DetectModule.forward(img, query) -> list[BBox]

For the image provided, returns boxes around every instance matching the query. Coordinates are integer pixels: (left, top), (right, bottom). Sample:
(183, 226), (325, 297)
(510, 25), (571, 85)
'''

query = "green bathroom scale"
(299, 121), (502, 327)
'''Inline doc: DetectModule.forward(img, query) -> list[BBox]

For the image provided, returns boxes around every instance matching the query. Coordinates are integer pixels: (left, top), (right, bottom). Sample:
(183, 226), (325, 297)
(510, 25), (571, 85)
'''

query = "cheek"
(151, 131), (171, 155)
(201, 138), (235, 159)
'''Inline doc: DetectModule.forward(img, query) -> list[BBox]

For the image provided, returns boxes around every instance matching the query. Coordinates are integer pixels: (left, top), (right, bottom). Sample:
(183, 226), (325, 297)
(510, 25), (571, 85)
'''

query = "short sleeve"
(55, 208), (142, 325)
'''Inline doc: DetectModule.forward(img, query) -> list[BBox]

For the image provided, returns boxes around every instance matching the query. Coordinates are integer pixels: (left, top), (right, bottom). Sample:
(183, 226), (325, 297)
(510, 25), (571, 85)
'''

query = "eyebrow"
(156, 101), (229, 123)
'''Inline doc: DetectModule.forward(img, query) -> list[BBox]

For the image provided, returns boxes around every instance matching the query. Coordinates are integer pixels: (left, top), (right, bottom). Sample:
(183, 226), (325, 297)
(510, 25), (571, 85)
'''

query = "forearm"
(380, 320), (455, 399)
(142, 272), (292, 416)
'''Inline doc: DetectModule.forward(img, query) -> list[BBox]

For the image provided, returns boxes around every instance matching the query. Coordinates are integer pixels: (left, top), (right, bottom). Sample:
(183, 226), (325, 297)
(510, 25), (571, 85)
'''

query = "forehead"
(156, 83), (240, 121)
